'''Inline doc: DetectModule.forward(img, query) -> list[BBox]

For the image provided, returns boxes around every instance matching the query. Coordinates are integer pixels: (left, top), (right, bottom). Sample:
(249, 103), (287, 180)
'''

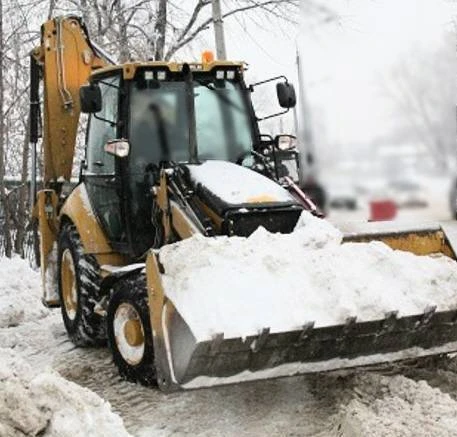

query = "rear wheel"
(107, 275), (156, 386)
(58, 222), (106, 346)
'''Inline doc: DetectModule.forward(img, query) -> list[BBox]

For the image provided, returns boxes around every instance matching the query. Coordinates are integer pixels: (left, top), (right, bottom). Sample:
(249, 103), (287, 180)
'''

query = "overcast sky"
(297, 0), (455, 163)
(182, 0), (455, 159)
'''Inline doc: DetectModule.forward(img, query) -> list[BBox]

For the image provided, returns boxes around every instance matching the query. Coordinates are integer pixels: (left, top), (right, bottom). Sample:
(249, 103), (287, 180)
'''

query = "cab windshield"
(128, 77), (254, 174)
(194, 80), (253, 161)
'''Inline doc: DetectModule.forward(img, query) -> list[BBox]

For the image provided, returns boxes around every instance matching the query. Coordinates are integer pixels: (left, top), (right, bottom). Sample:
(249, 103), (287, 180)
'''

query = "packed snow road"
(3, 257), (457, 436)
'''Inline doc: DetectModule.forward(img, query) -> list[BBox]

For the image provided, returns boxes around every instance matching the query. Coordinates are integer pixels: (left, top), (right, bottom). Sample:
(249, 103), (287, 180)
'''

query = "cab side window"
(86, 76), (120, 174)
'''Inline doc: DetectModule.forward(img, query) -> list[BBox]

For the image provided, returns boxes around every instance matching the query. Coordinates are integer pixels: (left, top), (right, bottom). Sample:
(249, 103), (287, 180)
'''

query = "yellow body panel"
(146, 252), (165, 340)
(34, 189), (59, 304)
(170, 202), (200, 239)
(194, 198), (223, 232)
(146, 251), (179, 391)
(155, 171), (203, 241)
(60, 184), (127, 267)
(345, 230), (454, 258)
(246, 194), (281, 203)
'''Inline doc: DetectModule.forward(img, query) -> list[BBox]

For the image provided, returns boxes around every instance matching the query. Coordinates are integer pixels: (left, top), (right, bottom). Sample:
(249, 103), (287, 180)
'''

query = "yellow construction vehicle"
(30, 16), (457, 392)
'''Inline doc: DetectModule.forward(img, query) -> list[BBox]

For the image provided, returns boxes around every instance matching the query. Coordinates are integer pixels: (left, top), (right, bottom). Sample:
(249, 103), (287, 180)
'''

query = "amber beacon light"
(201, 50), (215, 64)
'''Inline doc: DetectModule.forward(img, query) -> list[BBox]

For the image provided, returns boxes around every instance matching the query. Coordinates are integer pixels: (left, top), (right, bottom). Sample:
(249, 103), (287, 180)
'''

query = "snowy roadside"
(0, 348), (132, 437)
(0, 257), (49, 329)
(2, 227), (457, 435)
(0, 257), (132, 437)
(333, 372), (457, 437)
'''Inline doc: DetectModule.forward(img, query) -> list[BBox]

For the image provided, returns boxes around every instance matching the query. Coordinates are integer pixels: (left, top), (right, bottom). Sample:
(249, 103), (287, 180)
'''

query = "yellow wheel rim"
(114, 303), (145, 365)
(124, 319), (144, 347)
(61, 248), (77, 321)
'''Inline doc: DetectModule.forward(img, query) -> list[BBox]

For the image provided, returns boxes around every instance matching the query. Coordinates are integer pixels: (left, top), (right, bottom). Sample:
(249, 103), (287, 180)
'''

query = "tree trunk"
(114, 0), (130, 62)
(0, 0), (12, 258)
(14, 116), (30, 256)
(153, 0), (167, 61)
(47, 0), (57, 19)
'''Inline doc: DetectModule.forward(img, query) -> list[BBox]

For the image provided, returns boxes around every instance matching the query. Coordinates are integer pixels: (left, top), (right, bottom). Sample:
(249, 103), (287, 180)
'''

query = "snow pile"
(160, 211), (457, 341)
(292, 208), (343, 248)
(0, 348), (132, 437)
(187, 160), (294, 204)
(0, 257), (132, 437)
(0, 256), (48, 328)
(336, 373), (457, 437)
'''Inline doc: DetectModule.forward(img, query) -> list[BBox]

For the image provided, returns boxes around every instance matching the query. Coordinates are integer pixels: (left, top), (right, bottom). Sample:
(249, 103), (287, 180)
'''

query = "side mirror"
(275, 134), (297, 151)
(104, 139), (130, 158)
(80, 84), (102, 113)
(276, 82), (296, 109)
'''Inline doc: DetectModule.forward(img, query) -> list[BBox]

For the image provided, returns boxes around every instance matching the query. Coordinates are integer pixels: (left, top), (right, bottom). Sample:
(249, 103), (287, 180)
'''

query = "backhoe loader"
(30, 16), (457, 392)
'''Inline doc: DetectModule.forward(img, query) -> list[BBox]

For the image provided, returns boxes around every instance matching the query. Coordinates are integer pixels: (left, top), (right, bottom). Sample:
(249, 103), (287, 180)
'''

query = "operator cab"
(80, 58), (297, 258)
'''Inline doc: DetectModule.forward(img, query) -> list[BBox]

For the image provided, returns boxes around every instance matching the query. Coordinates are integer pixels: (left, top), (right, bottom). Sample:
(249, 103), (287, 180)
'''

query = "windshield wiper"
(148, 103), (170, 161)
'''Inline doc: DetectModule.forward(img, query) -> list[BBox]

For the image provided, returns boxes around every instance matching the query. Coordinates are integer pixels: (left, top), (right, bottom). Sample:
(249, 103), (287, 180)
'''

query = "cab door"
(83, 75), (124, 245)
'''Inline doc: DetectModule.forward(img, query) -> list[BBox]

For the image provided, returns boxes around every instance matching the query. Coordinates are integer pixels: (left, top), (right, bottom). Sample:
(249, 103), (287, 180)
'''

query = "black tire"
(57, 222), (106, 346)
(107, 275), (156, 386)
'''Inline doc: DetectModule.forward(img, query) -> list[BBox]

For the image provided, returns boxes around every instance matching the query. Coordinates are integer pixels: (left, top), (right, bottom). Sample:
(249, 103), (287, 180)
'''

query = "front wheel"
(107, 275), (156, 386)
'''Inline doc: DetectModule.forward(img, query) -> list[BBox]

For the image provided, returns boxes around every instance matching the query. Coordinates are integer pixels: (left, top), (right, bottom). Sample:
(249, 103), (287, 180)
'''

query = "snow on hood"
(187, 160), (295, 205)
(160, 211), (457, 342)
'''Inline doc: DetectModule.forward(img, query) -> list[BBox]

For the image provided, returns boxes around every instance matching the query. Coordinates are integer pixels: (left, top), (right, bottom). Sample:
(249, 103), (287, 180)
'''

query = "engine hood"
(186, 160), (296, 209)
(184, 160), (303, 237)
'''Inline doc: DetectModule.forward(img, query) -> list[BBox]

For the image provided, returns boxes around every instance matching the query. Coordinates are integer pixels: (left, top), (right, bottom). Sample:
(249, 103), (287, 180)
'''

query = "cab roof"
(90, 60), (245, 80)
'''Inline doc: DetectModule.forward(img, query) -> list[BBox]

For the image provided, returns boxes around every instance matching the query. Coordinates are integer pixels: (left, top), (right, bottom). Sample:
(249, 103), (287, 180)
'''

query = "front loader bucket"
(163, 306), (457, 390)
(145, 219), (457, 391)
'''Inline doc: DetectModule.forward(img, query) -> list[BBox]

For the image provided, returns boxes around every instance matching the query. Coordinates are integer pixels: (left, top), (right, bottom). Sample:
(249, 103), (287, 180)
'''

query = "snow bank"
(0, 256), (48, 328)
(0, 257), (132, 437)
(0, 348), (132, 437)
(160, 212), (457, 341)
(187, 160), (294, 204)
(336, 373), (457, 437)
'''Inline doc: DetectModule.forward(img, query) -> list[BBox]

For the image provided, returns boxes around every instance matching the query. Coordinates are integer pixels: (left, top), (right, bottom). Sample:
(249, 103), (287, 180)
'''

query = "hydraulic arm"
(30, 16), (108, 185)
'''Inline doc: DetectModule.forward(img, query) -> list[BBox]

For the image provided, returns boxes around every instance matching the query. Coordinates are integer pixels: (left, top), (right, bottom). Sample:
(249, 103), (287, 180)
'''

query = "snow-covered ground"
(0, 258), (131, 437)
(3, 222), (457, 436)
(0, 348), (132, 437)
